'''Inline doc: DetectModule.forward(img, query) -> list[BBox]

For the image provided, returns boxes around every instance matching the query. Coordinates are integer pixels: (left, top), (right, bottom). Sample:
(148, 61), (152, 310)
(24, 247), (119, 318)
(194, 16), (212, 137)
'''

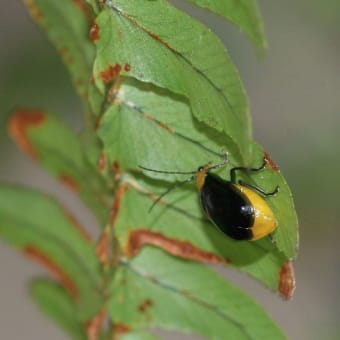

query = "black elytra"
(199, 172), (254, 240)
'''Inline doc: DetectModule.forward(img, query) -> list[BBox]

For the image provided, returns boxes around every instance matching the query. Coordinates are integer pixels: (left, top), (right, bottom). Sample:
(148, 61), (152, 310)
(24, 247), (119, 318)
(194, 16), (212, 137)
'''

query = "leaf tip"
(58, 173), (80, 193)
(23, 246), (79, 298)
(264, 151), (280, 172)
(278, 260), (296, 299)
(85, 308), (106, 340)
(8, 109), (46, 159)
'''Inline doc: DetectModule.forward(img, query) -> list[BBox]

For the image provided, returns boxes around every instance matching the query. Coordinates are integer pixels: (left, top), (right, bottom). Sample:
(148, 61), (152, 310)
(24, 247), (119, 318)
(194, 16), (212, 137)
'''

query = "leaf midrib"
(121, 258), (253, 340)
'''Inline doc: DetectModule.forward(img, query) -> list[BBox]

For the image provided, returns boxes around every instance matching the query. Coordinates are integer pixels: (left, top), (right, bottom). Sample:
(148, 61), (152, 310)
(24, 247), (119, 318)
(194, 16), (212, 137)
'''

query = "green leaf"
(114, 179), (285, 291)
(30, 279), (87, 340)
(23, 0), (95, 108)
(9, 110), (111, 225)
(109, 248), (285, 339)
(93, 0), (250, 161)
(184, 0), (267, 52)
(120, 331), (160, 340)
(98, 79), (236, 175)
(86, 0), (101, 15)
(98, 79), (297, 278)
(0, 185), (103, 320)
(249, 143), (299, 259)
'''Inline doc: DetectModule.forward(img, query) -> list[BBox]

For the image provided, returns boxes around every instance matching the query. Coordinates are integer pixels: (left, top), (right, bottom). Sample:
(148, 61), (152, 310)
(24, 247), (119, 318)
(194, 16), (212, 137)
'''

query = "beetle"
(139, 156), (278, 241)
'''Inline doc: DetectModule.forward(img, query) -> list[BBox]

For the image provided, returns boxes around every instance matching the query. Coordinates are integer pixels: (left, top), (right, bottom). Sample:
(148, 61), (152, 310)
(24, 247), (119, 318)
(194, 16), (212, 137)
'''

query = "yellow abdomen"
(235, 184), (278, 240)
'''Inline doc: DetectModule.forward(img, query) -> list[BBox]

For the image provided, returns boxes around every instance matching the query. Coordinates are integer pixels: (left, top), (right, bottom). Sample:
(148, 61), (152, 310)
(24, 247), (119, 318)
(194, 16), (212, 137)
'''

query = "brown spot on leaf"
(58, 47), (74, 65)
(138, 298), (154, 313)
(114, 323), (131, 335)
(110, 184), (128, 225)
(89, 22), (100, 41)
(24, 0), (43, 21)
(112, 161), (121, 179)
(75, 78), (83, 87)
(96, 230), (111, 266)
(264, 151), (280, 172)
(71, 0), (93, 21)
(85, 308), (106, 340)
(75, 80), (87, 101)
(61, 206), (93, 243)
(58, 173), (79, 192)
(100, 64), (122, 84)
(278, 260), (296, 299)
(124, 63), (131, 72)
(24, 246), (78, 298)
(95, 167), (128, 265)
(97, 152), (107, 172)
(126, 229), (228, 264)
(123, 13), (178, 54)
(75, 78), (86, 97)
(144, 114), (174, 133)
(8, 109), (46, 159)
(95, 116), (101, 131)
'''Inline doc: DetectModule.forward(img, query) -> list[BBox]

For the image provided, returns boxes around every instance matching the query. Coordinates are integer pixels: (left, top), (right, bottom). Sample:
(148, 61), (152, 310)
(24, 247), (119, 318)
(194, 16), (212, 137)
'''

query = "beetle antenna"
(139, 165), (196, 175)
(149, 176), (194, 212)
(206, 151), (229, 172)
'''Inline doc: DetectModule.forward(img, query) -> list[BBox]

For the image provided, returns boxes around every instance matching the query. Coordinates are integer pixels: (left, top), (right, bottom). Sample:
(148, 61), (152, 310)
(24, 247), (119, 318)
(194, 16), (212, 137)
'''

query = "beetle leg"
(238, 180), (279, 197)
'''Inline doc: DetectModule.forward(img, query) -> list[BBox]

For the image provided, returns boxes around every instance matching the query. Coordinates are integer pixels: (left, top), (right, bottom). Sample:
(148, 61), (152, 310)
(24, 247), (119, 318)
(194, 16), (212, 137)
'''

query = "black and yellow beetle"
(139, 156), (279, 241)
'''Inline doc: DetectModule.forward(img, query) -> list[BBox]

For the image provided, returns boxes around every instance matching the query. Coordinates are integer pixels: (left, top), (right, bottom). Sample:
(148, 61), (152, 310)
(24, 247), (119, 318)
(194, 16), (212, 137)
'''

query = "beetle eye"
(198, 166), (204, 172)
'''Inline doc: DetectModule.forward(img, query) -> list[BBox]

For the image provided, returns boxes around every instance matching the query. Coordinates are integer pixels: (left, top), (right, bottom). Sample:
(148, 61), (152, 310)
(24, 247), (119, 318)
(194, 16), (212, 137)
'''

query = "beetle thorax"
(196, 167), (208, 190)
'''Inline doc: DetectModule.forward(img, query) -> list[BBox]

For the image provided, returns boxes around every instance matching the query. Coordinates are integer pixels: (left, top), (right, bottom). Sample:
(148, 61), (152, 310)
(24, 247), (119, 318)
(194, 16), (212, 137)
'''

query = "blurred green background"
(0, 1), (339, 339)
